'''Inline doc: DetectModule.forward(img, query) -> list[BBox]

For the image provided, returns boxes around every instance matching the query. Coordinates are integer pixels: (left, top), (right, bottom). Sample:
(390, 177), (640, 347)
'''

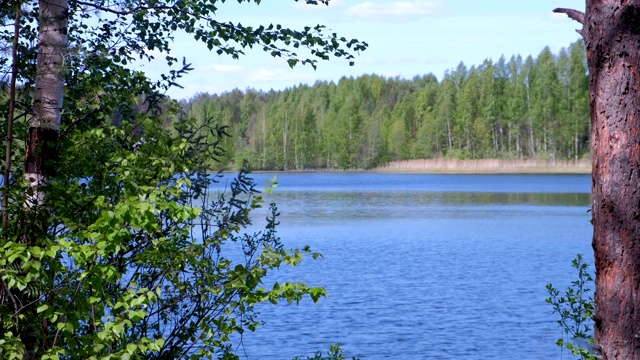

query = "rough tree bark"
(555, 2), (640, 359)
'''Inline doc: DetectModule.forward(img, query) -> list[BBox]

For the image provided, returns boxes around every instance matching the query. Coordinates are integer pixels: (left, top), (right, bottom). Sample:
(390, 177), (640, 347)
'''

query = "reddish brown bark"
(558, 1), (640, 358)
(589, 3), (640, 358)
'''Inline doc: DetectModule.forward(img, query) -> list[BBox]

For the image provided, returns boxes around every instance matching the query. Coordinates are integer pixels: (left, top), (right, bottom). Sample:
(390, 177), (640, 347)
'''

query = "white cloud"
(249, 68), (288, 82)
(205, 63), (243, 73)
(356, 54), (446, 68)
(378, 70), (401, 78)
(345, 0), (441, 22)
(247, 67), (314, 84)
(244, 67), (317, 90)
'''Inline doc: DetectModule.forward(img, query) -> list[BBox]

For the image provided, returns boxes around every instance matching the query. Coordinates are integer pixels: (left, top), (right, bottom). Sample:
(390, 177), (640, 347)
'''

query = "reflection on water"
(270, 191), (590, 222)
(229, 173), (593, 360)
(250, 172), (590, 194)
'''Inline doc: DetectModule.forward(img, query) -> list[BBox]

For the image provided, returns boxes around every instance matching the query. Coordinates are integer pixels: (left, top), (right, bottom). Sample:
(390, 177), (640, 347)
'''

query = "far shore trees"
(183, 41), (590, 171)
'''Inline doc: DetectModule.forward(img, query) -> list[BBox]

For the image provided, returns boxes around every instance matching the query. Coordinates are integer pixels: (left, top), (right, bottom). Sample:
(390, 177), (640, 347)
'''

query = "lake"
(234, 173), (593, 360)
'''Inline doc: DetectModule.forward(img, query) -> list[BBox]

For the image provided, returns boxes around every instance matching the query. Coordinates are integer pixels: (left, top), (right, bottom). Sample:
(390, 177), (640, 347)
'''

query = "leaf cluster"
(1, 102), (327, 359)
(546, 254), (597, 360)
(293, 343), (360, 360)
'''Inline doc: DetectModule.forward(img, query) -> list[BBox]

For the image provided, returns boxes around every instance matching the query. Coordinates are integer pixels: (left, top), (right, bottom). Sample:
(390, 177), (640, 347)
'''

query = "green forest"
(181, 40), (589, 170)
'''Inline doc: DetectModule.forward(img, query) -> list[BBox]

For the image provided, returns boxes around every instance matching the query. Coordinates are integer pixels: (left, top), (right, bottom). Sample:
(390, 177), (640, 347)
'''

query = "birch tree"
(0, 0), (365, 358)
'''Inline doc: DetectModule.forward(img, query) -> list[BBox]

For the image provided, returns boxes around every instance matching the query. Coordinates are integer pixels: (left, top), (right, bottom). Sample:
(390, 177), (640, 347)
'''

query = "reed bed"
(376, 159), (591, 174)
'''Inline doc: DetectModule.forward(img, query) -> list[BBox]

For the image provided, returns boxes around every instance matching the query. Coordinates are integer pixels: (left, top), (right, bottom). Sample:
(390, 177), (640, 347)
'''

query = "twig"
(69, 0), (174, 16)
(3, 0), (22, 230)
(553, 8), (585, 24)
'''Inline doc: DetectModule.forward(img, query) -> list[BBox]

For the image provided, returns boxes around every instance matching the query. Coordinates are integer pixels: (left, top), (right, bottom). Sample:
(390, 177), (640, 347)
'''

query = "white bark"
(25, 0), (68, 208)
(32, 0), (67, 131)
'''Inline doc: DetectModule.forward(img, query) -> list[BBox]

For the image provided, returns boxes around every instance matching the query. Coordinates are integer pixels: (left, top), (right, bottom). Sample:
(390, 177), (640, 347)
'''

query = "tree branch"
(553, 8), (585, 36)
(3, 0), (21, 230)
(69, 0), (174, 16)
(68, 0), (232, 37)
(553, 8), (585, 25)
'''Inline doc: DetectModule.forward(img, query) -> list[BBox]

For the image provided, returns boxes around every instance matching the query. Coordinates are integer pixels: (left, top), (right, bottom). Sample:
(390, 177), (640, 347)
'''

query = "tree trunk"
(19, 0), (68, 356)
(557, 3), (640, 358)
(446, 113), (453, 150)
(575, 118), (579, 162)
(283, 112), (288, 171)
(26, 0), (67, 206)
(294, 117), (299, 170)
(261, 112), (266, 168)
(526, 84), (534, 158)
(507, 123), (511, 154)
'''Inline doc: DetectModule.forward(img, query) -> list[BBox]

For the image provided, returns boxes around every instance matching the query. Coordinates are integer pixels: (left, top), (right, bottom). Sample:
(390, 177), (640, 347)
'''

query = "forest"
(3, 0), (639, 357)
(182, 40), (589, 171)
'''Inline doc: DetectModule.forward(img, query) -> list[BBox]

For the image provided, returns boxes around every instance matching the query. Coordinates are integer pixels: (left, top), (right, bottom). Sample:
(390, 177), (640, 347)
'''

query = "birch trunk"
(25, 0), (67, 210)
(19, 1), (67, 356)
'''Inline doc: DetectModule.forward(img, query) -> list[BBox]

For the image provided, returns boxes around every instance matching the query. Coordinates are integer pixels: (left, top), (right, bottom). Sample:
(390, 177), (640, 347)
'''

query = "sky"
(138, 0), (587, 100)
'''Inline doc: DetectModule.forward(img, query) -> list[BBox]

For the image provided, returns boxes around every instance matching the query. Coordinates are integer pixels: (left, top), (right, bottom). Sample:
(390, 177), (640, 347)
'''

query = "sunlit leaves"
(60, 0), (367, 81)
(1, 115), (326, 358)
(0, 1), (354, 357)
(293, 343), (361, 360)
(546, 254), (597, 360)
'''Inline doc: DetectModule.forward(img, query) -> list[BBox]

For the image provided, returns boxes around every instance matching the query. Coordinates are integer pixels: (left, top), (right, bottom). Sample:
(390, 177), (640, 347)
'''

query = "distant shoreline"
(242, 159), (592, 174)
(375, 159), (591, 174)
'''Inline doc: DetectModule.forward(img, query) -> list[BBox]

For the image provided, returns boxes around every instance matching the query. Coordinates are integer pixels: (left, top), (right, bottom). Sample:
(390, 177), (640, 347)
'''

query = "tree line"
(182, 40), (589, 170)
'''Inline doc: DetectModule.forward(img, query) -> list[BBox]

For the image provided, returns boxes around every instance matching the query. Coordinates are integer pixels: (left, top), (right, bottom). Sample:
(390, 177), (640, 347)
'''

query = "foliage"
(1, 0), (364, 358)
(183, 41), (591, 170)
(293, 343), (360, 360)
(1, 105), (331, 359)
(546, 254), (597, 360)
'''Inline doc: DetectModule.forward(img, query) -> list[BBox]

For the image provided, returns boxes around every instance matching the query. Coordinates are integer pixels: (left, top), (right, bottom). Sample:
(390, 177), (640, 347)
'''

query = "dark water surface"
(236, 173), (592, 359)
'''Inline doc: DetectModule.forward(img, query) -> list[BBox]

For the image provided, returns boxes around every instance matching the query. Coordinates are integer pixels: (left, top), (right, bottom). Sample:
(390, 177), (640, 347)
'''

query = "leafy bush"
(546, 254), (597, 360)
(1, 110), (326, 359)
(294, 343), (360, 360)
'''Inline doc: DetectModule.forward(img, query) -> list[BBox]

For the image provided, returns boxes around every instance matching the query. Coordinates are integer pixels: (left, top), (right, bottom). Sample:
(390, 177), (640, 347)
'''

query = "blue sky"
(140, 0), (586, 100)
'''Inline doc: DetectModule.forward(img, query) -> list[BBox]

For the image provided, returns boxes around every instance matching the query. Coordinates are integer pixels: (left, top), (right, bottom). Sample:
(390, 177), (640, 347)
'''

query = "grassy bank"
(376, 159), (591, 174)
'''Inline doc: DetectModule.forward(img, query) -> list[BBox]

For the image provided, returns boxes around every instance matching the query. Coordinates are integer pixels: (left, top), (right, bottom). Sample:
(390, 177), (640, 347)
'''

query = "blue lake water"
(233, 173), (593, 360)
